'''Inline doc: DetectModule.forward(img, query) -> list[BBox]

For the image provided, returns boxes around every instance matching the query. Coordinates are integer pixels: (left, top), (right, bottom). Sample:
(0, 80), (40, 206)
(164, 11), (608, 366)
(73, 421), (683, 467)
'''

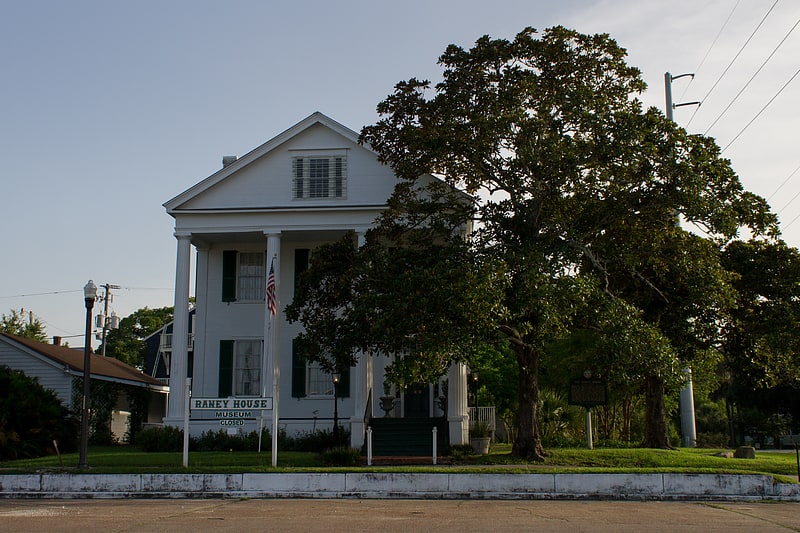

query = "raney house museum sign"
(190, 397), (273, 427)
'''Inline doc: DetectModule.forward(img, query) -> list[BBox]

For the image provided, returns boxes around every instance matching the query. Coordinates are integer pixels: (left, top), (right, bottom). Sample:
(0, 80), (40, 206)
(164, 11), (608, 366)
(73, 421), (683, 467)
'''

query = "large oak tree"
(359, 26), (776, 459)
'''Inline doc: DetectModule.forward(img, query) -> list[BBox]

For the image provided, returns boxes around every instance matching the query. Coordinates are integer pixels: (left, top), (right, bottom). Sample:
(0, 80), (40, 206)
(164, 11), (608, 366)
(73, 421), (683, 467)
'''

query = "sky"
(1, 0), (798, 345)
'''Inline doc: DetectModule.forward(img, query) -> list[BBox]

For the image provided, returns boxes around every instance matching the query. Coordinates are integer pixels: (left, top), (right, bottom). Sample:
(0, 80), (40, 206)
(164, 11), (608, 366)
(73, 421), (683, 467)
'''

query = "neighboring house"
(163, 112), (471, 450)
(0, 333), (169, 441)
(143, 308), (196, 384)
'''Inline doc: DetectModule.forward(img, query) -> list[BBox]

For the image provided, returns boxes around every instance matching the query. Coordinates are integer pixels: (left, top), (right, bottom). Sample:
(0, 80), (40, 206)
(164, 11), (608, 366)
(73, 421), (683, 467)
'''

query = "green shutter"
(294, 248), (310, 295)
(222, 250), (237, 302)
(218, 340), (234, 397)
(291, 338), (306, 398)
(336, 365), (350, 398)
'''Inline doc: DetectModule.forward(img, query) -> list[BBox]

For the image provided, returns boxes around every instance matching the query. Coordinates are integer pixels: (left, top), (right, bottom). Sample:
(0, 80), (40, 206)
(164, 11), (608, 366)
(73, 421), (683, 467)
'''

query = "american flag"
(266, 258), (277, 316)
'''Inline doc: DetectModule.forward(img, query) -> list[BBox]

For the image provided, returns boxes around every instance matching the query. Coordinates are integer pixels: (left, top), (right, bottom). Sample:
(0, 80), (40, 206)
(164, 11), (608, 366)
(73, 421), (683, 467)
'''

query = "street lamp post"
(78, 280), (97, 469)
(472, 372), (479, 412)
(332, 371), (341, 443)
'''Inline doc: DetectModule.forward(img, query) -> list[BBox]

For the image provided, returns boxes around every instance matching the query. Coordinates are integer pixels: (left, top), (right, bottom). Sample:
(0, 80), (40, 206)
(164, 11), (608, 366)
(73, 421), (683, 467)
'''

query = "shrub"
(282, 428), (349, 452)
(0, 365), (78, 460)
(136, 425), (184, 452)
(447, 444), (474, 460)
(320, 446), (361, 466)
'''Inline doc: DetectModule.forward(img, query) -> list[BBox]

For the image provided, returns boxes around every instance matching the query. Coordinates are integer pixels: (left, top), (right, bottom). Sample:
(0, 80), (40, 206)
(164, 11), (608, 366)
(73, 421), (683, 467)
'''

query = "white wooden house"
(163, 112), (470, 450)
(0, 333), (168, 441)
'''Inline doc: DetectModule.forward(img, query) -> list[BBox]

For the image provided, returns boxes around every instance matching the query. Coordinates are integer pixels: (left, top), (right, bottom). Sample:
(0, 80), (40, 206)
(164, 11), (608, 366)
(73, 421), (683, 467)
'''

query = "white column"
(447, 361), (469, 445)
(350, 231), (369, 448)
(166, 233), (192, 425)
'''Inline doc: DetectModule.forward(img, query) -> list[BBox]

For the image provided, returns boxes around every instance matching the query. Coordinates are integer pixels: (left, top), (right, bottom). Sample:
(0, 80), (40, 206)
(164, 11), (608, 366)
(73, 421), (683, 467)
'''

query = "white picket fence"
(468, 406), (496, 438)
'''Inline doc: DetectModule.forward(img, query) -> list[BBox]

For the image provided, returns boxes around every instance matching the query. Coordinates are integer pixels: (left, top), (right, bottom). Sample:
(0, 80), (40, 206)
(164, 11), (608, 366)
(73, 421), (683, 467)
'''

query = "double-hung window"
(292, 153), (347, 199)
(291, 339), (350, 398)
(222, 250), (265, 302)
(219, 339), (262, 397)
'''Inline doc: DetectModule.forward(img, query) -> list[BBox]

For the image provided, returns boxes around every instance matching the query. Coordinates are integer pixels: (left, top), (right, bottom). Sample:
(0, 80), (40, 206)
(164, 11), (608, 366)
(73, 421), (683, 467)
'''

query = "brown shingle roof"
(1, 333), (167, 389)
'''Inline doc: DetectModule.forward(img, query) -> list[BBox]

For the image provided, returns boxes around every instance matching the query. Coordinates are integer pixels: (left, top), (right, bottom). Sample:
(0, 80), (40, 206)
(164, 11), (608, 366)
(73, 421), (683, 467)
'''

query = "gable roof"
(0, 333), (168, 391)
(164, 112), (368, 214)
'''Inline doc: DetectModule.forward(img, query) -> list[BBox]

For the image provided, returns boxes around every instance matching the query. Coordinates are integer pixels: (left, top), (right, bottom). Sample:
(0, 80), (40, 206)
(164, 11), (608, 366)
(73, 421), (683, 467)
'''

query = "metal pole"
(78, 292), (95, 469)
(665, 72), (674, 121)
(585, 407), (593, 450)
(101, 284), (110, 357)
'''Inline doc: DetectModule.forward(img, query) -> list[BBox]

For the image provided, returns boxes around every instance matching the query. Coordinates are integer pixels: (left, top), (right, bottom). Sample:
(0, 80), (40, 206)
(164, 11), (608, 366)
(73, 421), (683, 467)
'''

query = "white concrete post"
(432, 426), (438, 465)
(367, 427), (373, 466)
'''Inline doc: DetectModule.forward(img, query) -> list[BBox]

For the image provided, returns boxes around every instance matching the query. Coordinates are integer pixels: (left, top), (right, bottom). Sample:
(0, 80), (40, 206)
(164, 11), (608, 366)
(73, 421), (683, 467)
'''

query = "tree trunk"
(642, 375), (671, 448)
(512, 344), (546, 460)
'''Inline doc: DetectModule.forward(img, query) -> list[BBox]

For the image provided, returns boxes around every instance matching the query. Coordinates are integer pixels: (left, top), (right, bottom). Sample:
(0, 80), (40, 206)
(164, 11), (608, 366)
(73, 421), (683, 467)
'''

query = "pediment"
(164, 112), (397, 214)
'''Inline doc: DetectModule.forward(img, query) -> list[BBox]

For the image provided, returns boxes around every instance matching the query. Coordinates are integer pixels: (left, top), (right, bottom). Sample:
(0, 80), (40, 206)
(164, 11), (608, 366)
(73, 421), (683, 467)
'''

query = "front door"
(404, 383), (430, 418)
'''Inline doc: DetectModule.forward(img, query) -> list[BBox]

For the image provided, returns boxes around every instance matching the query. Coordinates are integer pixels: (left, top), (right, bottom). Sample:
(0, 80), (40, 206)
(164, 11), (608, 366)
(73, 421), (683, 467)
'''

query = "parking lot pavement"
(1, 499), (799, 532)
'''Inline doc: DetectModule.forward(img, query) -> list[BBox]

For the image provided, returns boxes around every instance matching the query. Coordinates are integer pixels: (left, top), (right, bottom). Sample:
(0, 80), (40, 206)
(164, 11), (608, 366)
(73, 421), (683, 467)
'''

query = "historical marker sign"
(568, 379), (608, 408)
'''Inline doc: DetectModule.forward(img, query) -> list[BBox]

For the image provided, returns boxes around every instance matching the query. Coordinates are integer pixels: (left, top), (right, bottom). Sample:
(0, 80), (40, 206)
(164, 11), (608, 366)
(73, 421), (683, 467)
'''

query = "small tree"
(102, 306), (173, 368)
(0, 365), (78, 460)
(1, 308), (47, 342)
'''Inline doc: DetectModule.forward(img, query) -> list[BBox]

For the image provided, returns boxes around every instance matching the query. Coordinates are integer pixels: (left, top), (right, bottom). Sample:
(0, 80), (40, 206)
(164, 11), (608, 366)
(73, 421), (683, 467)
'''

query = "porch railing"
(468, 406), (496, 435)
(159, 332), (194, 351)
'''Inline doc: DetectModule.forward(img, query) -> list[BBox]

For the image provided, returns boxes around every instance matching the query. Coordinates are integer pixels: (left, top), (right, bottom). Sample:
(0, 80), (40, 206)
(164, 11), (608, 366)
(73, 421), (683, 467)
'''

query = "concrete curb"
(1, 473), (799, 500)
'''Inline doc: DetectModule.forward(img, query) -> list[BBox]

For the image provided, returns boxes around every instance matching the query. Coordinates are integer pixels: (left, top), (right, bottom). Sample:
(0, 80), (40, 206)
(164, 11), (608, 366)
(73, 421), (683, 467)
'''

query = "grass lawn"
(2, 444), (798, 482)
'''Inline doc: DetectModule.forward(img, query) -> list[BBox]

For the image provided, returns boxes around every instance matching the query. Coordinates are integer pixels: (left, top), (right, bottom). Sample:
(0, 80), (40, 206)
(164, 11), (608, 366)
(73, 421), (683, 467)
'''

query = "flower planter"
(470, 436), (491, 454)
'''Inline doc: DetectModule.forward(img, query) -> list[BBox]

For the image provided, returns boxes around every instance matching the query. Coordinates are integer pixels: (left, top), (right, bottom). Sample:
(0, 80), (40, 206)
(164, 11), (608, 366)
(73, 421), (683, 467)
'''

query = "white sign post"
(182, 378), (191, 467)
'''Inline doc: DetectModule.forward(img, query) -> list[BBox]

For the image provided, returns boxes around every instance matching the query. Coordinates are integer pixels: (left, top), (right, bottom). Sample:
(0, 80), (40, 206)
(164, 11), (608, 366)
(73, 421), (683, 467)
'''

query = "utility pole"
(664, 72), (701, 121)
(98, 283), (121, 356)
(665, 72), (700, 448)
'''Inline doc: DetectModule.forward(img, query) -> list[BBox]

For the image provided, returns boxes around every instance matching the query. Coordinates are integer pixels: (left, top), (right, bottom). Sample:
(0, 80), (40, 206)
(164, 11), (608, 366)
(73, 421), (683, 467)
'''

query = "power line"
(768, 163), (800, 202)
(705, 17), (800, 135)
(680, 0), (742, 102)
(0, 289), (82, 299)
(721, 65), (800, 152)
(781, 209), (800, 231)
(687, 0), (780, 128)
(776, 184), (800, 216)
(0, 286), (174, 299)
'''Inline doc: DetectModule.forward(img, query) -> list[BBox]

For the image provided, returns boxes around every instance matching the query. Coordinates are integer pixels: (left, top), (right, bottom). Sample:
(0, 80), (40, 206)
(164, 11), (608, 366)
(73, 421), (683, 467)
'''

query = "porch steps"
(367, 417), (449, 456)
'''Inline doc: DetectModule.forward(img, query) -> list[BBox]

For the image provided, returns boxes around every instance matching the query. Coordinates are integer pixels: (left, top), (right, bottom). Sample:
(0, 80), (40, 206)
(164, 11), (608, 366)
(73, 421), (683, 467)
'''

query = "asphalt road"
(1, 499), (799, 532)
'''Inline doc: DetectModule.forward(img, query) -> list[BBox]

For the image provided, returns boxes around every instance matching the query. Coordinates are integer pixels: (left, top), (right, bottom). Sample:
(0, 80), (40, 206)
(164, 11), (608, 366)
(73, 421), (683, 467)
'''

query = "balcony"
(158, 332), (194, 352)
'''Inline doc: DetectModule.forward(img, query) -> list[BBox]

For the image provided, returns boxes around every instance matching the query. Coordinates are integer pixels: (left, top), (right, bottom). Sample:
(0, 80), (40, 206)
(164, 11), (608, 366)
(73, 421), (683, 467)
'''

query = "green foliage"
(282, 428), (350, 452)
(1, 308), (47, 341)
(103, 306), (173, 368)
(319, 446), (361, 466)
(359, 25), (776, 458)
(447, 444), (475, 460)
(125, 387), (150, 445)
(0, 365), (78, 460)
(194, 429), (259, 452)
(721, 239), (800, 389)
(70, 379), (121, 445)
(136, 426), (351, 454)
(136, 425), (184, 452)
(470, 420), (492, 438)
